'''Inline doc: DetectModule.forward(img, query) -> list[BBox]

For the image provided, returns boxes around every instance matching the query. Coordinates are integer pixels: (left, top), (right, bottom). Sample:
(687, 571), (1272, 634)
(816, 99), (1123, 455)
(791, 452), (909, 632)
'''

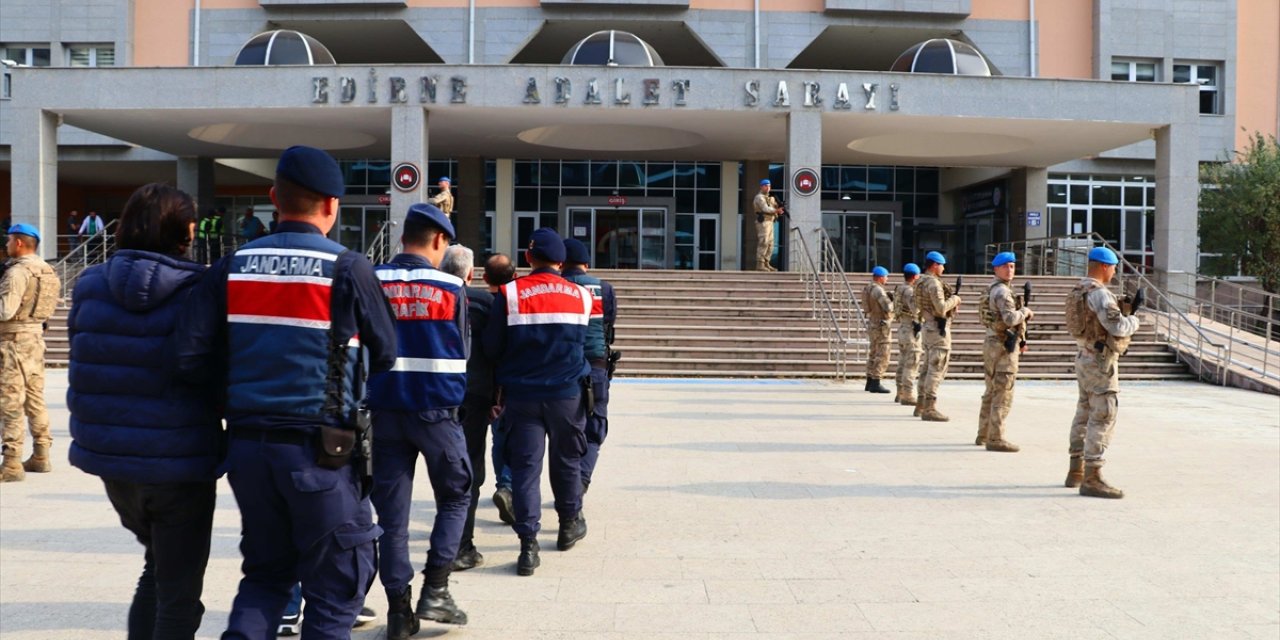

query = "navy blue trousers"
(221, 435), (380, 640)
(503, 394), (587, 539)
(580, 365), (611, 489)
(370, 409), (472, 593)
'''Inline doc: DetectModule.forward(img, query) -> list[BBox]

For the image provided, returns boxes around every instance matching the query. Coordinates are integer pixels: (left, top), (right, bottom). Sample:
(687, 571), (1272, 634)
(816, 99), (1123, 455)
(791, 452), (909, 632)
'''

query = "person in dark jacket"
(67, 183), (221, 640)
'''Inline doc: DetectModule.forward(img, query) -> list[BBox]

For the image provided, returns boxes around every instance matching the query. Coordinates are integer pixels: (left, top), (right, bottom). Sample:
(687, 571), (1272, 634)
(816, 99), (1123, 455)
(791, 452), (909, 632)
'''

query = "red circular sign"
(392, 162), (421, 192)
(607, 195), (628, 206)
(792, 168), (820, 197)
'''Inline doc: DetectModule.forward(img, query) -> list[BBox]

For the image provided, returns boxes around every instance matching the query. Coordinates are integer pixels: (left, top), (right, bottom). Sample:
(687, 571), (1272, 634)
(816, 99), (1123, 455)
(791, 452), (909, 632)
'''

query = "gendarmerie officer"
(914, 250), (961, 422)
(367, 203), (471, 636)
(175, 145), (397, 639)
(893, 263), (923, 406)
(862, 266), (893, 394)
(976, 252), (1035, 453)
(560, 238), (618, 495)
(483, 228), (592, 577)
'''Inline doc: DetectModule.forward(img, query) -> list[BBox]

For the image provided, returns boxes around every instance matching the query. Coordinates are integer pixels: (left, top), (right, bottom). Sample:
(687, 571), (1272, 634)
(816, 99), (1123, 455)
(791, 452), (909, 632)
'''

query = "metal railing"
(365, 221), (399, 265)
(53, 220), (118, 301)
(788, 226), (850, 381)
(814, 227), (870, 364)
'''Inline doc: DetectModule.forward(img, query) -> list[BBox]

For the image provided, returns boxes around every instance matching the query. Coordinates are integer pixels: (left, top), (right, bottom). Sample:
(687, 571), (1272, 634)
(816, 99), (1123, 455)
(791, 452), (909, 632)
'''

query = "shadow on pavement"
(624, 481), (1068, 499)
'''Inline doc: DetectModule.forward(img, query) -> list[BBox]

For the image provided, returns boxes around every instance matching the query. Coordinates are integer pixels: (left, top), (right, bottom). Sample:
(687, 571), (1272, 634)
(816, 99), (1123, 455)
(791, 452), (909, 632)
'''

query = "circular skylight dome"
(234, 29), (336, 66)
(561, 30), (664, 67)
(890, 38), (992, 76)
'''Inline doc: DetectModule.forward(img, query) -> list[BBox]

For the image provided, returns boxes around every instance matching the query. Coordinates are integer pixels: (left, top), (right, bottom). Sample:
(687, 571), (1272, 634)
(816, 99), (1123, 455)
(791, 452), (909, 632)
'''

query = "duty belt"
(230, 428), (311, 446)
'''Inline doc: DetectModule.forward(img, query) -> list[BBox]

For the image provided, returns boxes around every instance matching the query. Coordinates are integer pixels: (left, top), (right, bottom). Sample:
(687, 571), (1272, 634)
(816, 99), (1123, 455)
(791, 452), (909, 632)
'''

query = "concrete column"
(176, 157), (216, 218)
(494, 159), (514, 259)
(786, 110), (823, 270)
(10, 109), (58, 259)
(455, 156), (484, 257)
(389, 106), (428, 228)
(719, 161), (740, 271)
(740, 160), (769, 270)
(1155, 120), (1199, 305)
(1018, 167), (1049, 241)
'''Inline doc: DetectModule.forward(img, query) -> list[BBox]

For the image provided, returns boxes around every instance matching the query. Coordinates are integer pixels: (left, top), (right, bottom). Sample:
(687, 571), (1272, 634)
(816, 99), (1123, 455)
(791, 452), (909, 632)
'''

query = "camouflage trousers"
(755, 219), (775, 269)
(894, 322), (921, 394)
(865, 321), (891, 379)
(978, 337), (1020, 443)
(1, 333), (50, 457)
(1069, 348), (1121, 466)
(917, 324), (951, 399)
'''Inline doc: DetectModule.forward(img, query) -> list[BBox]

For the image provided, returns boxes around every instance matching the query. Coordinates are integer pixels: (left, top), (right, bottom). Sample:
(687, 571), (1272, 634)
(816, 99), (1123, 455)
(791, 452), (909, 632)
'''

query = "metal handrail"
(365, 220), (399, 265)
(814, 227), (871, 363)
(788, 226), (848, 381)
(52, 219), (118, 301)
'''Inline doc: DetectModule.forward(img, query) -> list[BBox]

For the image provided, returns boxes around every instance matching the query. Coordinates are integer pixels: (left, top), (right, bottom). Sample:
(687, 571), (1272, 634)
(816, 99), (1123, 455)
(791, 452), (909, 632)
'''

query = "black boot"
(867, 378), (891, 394)
(557, 512), (588, 551)
(386, 586), (420, 640)
(415, 566), (468, 625)
(863, 379), (872, 391)
(450, 546), (484, 572)
(517, 538), (541, 576)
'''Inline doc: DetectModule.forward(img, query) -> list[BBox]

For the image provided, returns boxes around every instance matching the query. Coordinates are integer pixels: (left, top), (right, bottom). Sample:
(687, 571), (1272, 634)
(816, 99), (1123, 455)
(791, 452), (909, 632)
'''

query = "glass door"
(694, 214), (719, 270)
(515, 212), (539, 268)
(564, 206), (669, 269)
(821, 211), (894, 272)
(337, 206), (389, 255)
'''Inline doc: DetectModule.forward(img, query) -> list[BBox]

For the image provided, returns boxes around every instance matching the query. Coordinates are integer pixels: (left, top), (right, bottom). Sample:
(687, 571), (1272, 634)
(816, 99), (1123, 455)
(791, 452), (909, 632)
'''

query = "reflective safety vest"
(367, 261), (468, 411)
(562, 270), (607, 361)
(496, 271), (592, 397)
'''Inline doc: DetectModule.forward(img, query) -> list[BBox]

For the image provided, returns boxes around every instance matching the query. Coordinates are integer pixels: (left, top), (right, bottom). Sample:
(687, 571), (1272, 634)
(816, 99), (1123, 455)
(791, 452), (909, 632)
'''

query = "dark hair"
(484, 253), (516, 287)
(402, 214), (445, 247)
(922, 259), (939, 272)
(116, 183), (197, 256)
(273, 176), (327, 216)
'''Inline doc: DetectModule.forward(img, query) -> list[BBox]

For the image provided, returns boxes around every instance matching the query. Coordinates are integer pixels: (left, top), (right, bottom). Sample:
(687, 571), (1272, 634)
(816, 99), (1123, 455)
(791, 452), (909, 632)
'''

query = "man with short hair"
(751, 179), (784, 271)
(976, 252), (1035, 452)
(481, 254), (518, 526)
(238, 207), (266, 243)
(893, 263), (923, 406)
(428, 177), (454, 219)
(914, 251), (961, 422)
(561, 238), (617, 495)
(0, 224), (60, 482)
(862, 266), (893, 394)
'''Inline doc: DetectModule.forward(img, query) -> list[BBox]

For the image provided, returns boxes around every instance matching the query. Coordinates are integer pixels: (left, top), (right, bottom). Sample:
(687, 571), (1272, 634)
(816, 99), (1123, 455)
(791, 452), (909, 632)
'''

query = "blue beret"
(903, 263), (921, 275)
(563, 238), (591, 265)
(528, 227), (566, 263)
(276, 145), (344, 198)
(406, 203), (455, 240)
(438, 176), (451, 184)
(7, 223), (40, 243)
(925, 251), (947, 265)
(1088, 246), (1119, 265)
(760, 179), (771, 186)
(871, 266), (889, 277)
(991, 251), (1017, 267)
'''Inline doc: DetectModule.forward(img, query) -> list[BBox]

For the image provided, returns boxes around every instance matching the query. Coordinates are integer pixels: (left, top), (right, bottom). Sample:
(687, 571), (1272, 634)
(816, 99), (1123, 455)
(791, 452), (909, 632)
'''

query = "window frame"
(1172, 61), (1222, 115)
(67, 44), (115, 67)
(2, 44), (52, 67)
(1110, 58), (1159, 83)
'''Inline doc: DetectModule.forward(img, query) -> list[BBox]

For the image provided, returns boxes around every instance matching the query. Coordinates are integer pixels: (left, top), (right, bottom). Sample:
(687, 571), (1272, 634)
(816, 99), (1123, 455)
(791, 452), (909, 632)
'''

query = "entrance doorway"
(337, 205), (389, 255)
(564, 207), (671, 269)
(821, 211), (894, 272)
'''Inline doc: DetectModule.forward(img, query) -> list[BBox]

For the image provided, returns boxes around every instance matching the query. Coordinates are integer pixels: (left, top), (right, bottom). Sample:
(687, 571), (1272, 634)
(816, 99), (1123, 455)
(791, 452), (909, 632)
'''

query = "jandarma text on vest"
(238, 255), (327, 276)
(519, 282), (582, 300)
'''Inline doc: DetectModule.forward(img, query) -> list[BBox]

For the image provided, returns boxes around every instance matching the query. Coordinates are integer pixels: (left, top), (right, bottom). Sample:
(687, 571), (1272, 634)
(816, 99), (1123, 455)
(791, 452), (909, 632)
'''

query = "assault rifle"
(1004, 281), (1032, 354)
(1121, 286), (1145, 316)
(937, 275), (962, 337)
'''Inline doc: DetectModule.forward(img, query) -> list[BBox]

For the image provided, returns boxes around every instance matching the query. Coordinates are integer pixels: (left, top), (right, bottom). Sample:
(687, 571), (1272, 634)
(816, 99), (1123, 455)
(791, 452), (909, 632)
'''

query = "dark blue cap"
(6, 223), (40, 243)
(903, 263), (921, 275)
(563, 238), (591, 265)
(1088, 247), (1118, 265)
(528, 227), (566, 263)
(871, 266), (888, 277)
(276, 145), (344, 198)
(925, 251), (947, 265)
(406, 202), (455, 240)
(992, 251), (1017, 267)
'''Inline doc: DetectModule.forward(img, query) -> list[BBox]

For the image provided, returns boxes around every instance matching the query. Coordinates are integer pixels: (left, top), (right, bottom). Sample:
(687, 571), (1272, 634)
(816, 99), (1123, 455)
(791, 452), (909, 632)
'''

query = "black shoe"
(863, 379), (872, 391)
(354, 606), (376, 627)
(451, 546), (484, 572)
(557, 513), (588, 551)
(415, 585), (468, 625)
(867, 378), (891, 393)
(517, 538), (540, 576)
(493, 487), (516, 526)
(581, 479), (590, 496)
(386, 587), (419, 639)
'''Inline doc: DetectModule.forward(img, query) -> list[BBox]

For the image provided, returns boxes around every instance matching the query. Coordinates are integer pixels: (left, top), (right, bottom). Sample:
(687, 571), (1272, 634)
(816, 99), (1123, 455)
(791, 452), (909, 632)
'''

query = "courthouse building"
(1, 0), (1277, 274)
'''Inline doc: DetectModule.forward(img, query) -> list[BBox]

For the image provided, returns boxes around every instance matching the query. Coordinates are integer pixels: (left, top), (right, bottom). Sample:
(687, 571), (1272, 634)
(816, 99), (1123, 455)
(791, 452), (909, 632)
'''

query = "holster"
(755, 213), (764, 224)
(607, 349), (623, 379)
(935, 317), (948, 337)
(1003, 329), (1019, 354)
(911, 321), (922, 337)
(315, 425), (355, 470)
(581, 375), (596, 415)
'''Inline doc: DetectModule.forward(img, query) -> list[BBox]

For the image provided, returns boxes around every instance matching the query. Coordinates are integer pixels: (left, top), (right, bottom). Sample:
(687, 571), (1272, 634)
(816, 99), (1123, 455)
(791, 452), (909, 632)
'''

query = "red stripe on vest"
(516, 275), (588, 314)
(382, 282), (457, 321)
(228, 280), (332, 322)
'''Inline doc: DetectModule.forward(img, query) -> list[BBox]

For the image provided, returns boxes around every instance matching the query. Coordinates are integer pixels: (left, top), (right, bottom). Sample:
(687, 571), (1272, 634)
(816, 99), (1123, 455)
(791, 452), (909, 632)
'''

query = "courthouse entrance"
(564, 206), (672, 269)
(822, 210), (894, 272)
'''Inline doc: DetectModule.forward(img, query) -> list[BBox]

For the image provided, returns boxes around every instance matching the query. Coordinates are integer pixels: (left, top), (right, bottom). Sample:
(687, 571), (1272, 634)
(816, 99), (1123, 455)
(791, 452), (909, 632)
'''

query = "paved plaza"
(1, 372), (1277, 639)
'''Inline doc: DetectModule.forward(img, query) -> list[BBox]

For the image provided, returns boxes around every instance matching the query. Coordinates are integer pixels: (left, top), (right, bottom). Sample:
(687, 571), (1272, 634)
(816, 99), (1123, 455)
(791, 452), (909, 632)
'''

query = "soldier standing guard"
(751, 179), (783, 271)
(893, 263), (923, 406)
(914, 251), (961, 422)
(976, 252), (1035, 452)
(862, 266), (893, 394)
(428, 177), (454, 219)
(1064, 247), (1140, 499)
(0, 224), (60, 482)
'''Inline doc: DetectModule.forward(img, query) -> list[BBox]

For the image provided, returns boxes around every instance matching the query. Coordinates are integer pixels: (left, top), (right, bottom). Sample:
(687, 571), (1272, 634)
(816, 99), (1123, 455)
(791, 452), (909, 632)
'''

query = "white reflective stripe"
(347, 337), (360, 348)
(503, 280), (519, 312)
(590, 313), (604, 319)
(578, 284), (592, 314)
(236, 248), (338, 261)
(228, 274), (333, 286)
(389, 357), (468, 373)
(229, 314), (331, 330)
(375, 268), (463, 287)
(507, 312), (591, 326)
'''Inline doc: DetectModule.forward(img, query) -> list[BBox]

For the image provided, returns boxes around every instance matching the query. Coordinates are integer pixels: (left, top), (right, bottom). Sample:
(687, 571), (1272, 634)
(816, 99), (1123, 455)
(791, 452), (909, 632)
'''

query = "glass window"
(647, 162), (674, 188)
(514, 160), (538, 187)
(1049, 206), (1068, 237)
(561, 161), (589, 187)
(1049, 183), (1068, 204)
(4, 46), (52, 67)
(893, 167), (915, 193)
(1092, 208), (1121, 244)
(1173, 62), (1222, 114)
(1124, 209), (1143, 251)
(1092, 184), (1121, 206)
(1124, 186), (1144, 206)
(867, 166), (892, 193)
(1111, 59), (1157, 82)
(674, 163), (696, 189)
(696, 163), (720, 190)
(1069, 184), (1089, 204)
(916, 169), (939, 193)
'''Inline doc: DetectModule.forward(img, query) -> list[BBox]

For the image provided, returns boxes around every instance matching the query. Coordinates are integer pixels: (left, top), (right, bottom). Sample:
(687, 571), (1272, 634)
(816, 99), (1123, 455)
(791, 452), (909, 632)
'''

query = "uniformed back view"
(892, 263), (923, 406)
(561, 238), (618, 494)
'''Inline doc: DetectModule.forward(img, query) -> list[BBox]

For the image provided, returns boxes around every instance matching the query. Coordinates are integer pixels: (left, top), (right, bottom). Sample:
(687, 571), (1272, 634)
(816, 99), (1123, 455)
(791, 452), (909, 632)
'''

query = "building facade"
(1, 0), (1277, 275)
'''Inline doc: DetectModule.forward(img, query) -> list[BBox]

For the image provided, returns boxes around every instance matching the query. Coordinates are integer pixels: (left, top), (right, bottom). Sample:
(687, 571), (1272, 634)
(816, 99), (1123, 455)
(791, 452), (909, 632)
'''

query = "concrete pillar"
(176, 157), (216, 218)
(1018, 167), (1049, 241)
(10, 109), (58, 260)
(389, 106), (428, 228)
(740, 160), (769, 270)
(719, 161), (740, 271)
(786, 110), (823, 270)
(1155, 120), (1199, 306)
(493, 159), (514, 259)
(455, 156), (484, 257)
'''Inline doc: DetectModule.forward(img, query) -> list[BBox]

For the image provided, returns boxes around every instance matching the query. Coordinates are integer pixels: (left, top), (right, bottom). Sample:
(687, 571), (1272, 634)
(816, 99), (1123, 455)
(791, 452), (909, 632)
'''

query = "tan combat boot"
(920, 398), (950, 422)
(1079, 464), (1123, 499)
(985, 440), (1020, 453)
(23, 444), (51, 473)
(912, 396), (925, 417)
(1063, 457), (1084, 488)
(1, 454), (25, 483)
(900, 388), (917, 406)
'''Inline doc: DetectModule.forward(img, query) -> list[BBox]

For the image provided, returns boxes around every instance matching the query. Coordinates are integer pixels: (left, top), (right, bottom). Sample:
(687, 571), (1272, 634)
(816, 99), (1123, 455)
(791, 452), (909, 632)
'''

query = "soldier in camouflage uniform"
(1, 224), (61, 482)
(976, 252), (1035, 452)
(429, 176), (455, 219)
(751, 179), (783, 271)
(862, 266), (893, 394)
(1064, 247), (1139, 499)
(914, 251), (961, 422)
(893, 263), (923, 405)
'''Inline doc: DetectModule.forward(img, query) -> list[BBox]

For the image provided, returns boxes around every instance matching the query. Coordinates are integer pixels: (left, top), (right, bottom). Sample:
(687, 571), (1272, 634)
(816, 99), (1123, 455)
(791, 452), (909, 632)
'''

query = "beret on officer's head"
(871, 266), (889, 277)
(1088, 246), (1119, 265)
(528, 227), (566, 264)
(406, 203), (455, 240)
(563, 238), (591, 265)
(925, 250), (947, 265)
(276, 145), (345, 198)
(438, 176), (451, 185)
(7, 223), (40, 243)
(903, 263), (921, 275)
(991, 251), (1017, 267)
(760, 179), (771, 186)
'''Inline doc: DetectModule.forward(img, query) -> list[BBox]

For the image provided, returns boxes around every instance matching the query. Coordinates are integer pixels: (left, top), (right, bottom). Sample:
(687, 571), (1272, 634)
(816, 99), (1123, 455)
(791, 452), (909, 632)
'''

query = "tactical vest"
(497, 271), (592, 396)
(915, 274), (944, 319)
(0, 257), (59, 331)
(1066, 279), (1131, 353)
(224, 233), (358, 421)
(861, 283), (888, 323)
(979, 280), (1016, 332)
(367, 262), (467, 411)
(563, 271), (608, 360)
(893, 282), (918, 322)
